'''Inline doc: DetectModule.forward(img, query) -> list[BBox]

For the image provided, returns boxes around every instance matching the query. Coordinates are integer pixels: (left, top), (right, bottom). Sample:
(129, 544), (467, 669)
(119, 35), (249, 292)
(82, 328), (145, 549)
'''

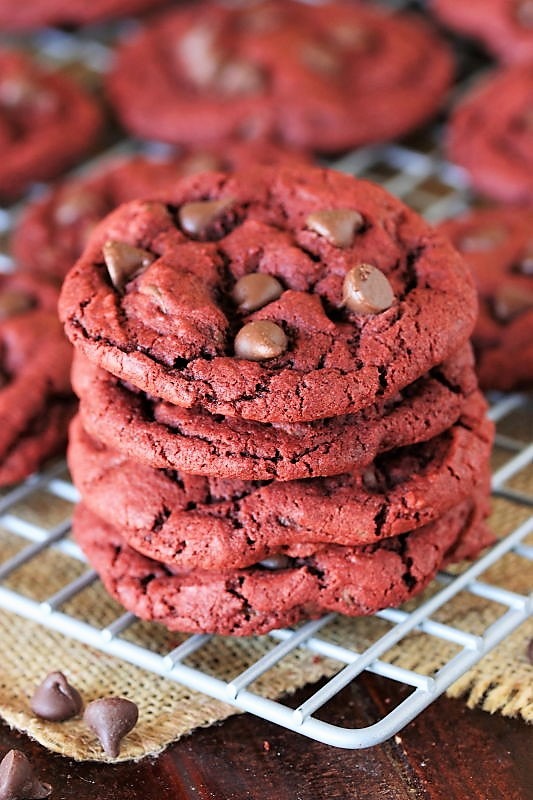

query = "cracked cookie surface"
(68, 392), (493, 571)
(0, 50), (102, 200)
(106, 0), (453, 152)
(0, 273), (74, 485)
(71, 347), (479, 480)
(74, 499), (492, 636)
(446, 64), (533, 205)
(439, 206), (533, 391)
(59, 166), (477, 423)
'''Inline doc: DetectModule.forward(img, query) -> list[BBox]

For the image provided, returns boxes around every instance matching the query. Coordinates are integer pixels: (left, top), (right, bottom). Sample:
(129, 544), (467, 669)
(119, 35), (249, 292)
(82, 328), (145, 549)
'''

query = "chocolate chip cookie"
(68, 391), (493, 571)
(73, 499), (492, 636)
(446, 64), (533, 205)
(432, 0), (533, 64)
(106, 0), (453, 152)
(439, 206), (533, 391)
(71, 346), (479, 480)
(59, 166), (478, 423)
(0, 273), (73, 485)
(0, 50), (102, 200)
(13, 144), (309, 281)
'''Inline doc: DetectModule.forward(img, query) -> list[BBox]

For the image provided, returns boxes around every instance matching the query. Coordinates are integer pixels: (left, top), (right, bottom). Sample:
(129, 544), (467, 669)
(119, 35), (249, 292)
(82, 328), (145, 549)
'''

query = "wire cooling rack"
(0, 1), (532, 749)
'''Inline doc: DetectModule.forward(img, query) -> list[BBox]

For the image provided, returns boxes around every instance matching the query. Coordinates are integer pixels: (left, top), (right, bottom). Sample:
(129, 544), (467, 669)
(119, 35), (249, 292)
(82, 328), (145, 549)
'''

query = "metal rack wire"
(0, 2), (532, 749)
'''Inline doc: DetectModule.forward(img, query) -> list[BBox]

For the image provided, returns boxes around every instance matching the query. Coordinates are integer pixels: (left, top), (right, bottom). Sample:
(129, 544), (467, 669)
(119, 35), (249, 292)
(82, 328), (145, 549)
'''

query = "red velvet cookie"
(0, 273), (74, 485)
(446, 65), (533, 205)
(438, 206), (533, 391)
(0, 50), (102, 201)
(68, 392), (493, 571)
(59, 166), (477, 423)
(106, 0), (453, 152)
(0, 0), (168, 29)
(432, 0), (533, 65)
(73, 499), (492, 636)
(12, 144), (310, 281)
(71, 347), (479, 480)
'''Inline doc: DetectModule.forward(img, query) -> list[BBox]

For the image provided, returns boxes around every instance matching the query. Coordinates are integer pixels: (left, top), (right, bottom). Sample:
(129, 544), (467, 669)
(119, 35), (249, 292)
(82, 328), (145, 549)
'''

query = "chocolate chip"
(232, 273), (283, 312)
(234, 320), (288, 361)
(329, 23), (373, 50)
(215, 60), (265, 95)
(83, 697), (138, 758)
(493, 284), (533, 321)
(178, 198), (234, 237)
(102, 240), (155, 292)
(0, 751), (51, 800)
(457, 225), (507, 252)
(54, 188), (102, 226)
(342, 264), (395, 315)
(306, 209), (364, 248)
(259, 555), (291, 570)
(178, 23), (223, 87)
(0, 289), (33, 321)
(180, 152), (225, 176)
(30, 671), (83, 722)
(514, 243), (533, 275)
(300, 42), (340, 75)
(516, 0), (533, 27)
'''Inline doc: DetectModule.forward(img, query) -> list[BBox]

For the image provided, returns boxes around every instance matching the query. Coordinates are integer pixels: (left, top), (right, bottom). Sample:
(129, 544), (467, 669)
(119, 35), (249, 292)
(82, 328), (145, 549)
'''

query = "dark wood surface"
(2, 673), (531, 800)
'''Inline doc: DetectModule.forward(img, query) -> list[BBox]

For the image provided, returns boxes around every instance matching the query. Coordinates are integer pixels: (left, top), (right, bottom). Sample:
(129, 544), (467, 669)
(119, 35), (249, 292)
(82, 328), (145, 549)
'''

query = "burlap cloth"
(0, 405), (531, 762)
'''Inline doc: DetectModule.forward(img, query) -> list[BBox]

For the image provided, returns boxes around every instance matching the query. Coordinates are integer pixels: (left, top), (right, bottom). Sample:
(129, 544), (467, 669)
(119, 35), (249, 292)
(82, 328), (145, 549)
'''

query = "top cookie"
(12, 143), (309, 281)
(0, 0), (168, 29)
(106, 0), (453, 152)
(446, 64), (533, 205)
(432, 0), (533, 65)
(0, 50), (102, 201)
(438, 206), (533, 391)
(59, 166), (477, 423)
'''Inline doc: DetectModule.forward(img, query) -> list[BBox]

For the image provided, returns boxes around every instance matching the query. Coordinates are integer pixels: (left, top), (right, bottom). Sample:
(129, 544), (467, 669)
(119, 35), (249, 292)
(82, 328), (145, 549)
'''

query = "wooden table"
(2, 673), (530, 799)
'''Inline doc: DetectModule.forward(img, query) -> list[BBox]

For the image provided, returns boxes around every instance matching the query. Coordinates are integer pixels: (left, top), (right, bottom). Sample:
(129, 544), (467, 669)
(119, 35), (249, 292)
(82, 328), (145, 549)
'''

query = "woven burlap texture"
(0, 438), (531, 763)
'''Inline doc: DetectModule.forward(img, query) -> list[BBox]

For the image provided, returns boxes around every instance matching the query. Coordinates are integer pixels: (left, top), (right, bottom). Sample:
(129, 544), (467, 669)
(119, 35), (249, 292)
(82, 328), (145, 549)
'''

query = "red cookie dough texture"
(431, 0), (533, 65)
(68, 393), (493, 572)
(446, 64), (533, 205)
(106, 0), (453, 152)
(74, 499), (493, 636)
(438, 206), (533, 391)
(0, 274), (74, 485)
(0, 50), (102, 200)
(13, 144), (310, 282)
(0, 0), (169, 29)
(59, 165), (478, 424)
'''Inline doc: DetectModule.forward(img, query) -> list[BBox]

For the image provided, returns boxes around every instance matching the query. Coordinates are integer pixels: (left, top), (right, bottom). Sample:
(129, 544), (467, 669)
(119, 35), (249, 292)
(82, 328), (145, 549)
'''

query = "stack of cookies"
(59, 164), (494, 636)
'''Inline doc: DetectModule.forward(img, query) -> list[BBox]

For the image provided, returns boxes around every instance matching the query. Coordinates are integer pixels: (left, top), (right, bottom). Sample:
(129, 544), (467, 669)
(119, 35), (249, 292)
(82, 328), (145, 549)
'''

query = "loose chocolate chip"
(234, 320), (288, 361)
(342, 264), (395, 315)
(232, 273), (283, 312)
(216, 60), (265, 95)
(0, 289), (33, 321)
(83, 697), (138, 759)
(178, 198), (234, 237)
(493, 284), (533, 321)
(306, 209), (364, 248)
(457, 225), (507, 252)
(0, 751), (51, 800)
(102, 240), (155, 292)
(516, 0), (533, 27)
(259, 555), (291, 570)
(31, 671), (83, 722)
(180, 152), (225, 176)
